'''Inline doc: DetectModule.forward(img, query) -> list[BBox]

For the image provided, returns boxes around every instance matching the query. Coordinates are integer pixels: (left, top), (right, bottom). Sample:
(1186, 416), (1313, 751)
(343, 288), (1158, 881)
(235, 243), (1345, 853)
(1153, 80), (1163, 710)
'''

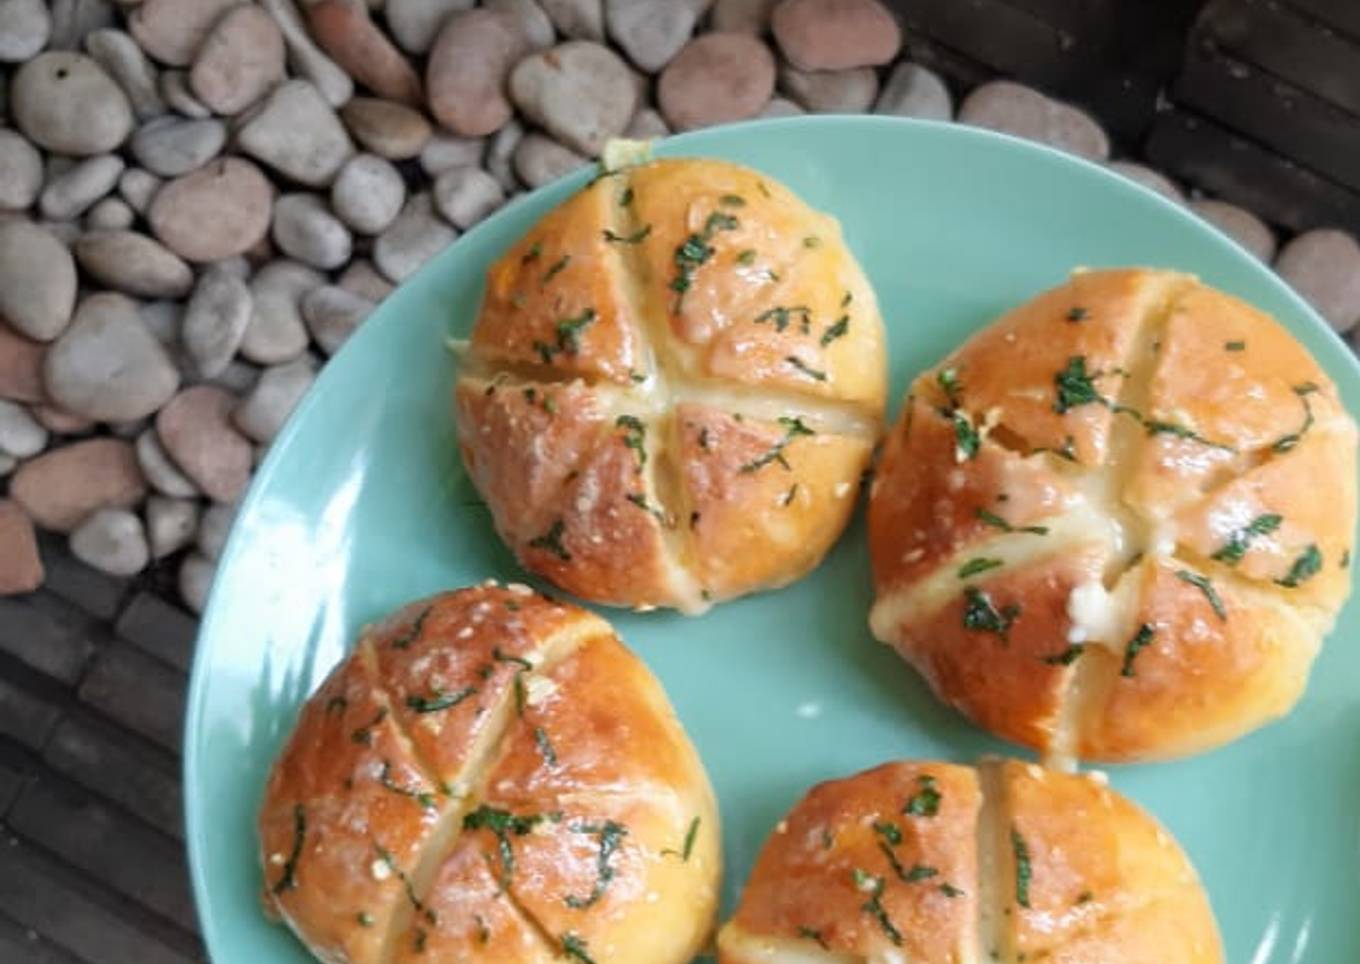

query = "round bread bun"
(454, 152), (887, 614)
(717, 758), (1222, 964)
(259, 584), (720, 964)
(868, 268), (1357, 763)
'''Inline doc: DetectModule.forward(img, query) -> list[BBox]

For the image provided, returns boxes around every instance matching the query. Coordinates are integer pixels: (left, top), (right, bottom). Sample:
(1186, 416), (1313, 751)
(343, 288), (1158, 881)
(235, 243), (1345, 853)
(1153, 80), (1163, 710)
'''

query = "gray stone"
(129, 116), (226, 177)
(488, 0), (556, 49)
(260, 0), (353, 106)
(145, 495), (198, 559)
(137, 299), (181, 345)
(48, 0), (115, 51)
(84, 28), (164, 121)
(0, 0), (52, 62)
(85, 196), (135, 230)
(658, 32), (774, 131)
(71, 508), (149, 576)
(540, 0), (603, 40)
(1107, 160), (1184, 204)
(1190, 199), (1276, 262)
(1277, 229), (1360, 335)
(157, 68), (211, 119)
(486, 117), (524, 192)
(272, 192), (352, 270)
(301, 285), (373, 355)
(118, 167), (161, 213)
(196, 501), (236, 560)
(623, 107), (669, 139)
(779, 63), (878, 113)
(759, 96), (803, 118)
(771, 0), (900, 71)
(233, 354), (316, 442)
(236, 79), (355, 187)
(189, 4), (286, 116)
(338, 259), (394, 302)
(0, 399), (47, 457)
(330, 153), (406, 235)
(183, 268), (252, 378)
(39, 153), (125, 221)
(432, 165), (504, 230)
(147, 157), (273, 263)
(126, 0), (237, 67)
(426, 8), (526, 137)
(387, 0), (477, 53)
(74, 230), (193, 298)
(0, 129), (43, 211)
(875, 62), (951, 120)
(959, 80), (1109, 162)
(0, 221), (77, 341)
(513, 132), (588, 188)
(44, 292), (180, 420)
(419, 132), (485, 177)
(712, 0), (776, 33)
(135, 427), (199, 497)
(242, 260), (322, 364)
(339, 97), (432, 160)
(605, 0), (705, 72)
(11, 52), (135, 155)
(373, 191), (456, 283)
(510, 41), (638, 156)
(178, 552), (215, 612)
(156, 384), (252, 503)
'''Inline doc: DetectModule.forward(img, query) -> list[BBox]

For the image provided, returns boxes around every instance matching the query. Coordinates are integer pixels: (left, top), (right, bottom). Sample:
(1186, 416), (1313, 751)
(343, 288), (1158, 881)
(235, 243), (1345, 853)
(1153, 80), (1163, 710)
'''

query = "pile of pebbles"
(0, 0), (1357, 610)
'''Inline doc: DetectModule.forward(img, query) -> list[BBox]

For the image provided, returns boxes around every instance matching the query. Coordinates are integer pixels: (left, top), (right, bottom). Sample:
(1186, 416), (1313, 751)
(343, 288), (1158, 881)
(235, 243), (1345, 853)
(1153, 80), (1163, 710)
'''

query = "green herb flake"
(739, 416), (815, 474)
(1120, 623), (1156, 677)
(405, 687), (477, 714)
(565, 820), (628, 909)
(663, 816), (701, 860)
(1076, 890), (1094, 905)
(872, 820), (902, 846)
(1225, 340), (1246, 351)
(754, 304), (811, 333)
(1175, 570), (1226, 620)
(670, 211), (740, 305)
(350, 707), (388, 746)
(904, 774), (941, 817)
(736, 248), (756, 266)
(803, 235), (821, 249)
(541, 254), (570, 286)
(463, 805), (545, 890)
(719, 194), (746, 207)
(475, 914), (490, 943)
(272, 804), (306, 894)
(797, 926), (830, 950)
(561, 933), (596, 964)
(1042, 644), (1085, 666)
(1143, 418), (1236, 452)
(392, 607), (431, 650)
(528, 519), (571, 561)
(903, 863), (939, 882)
(625, 491), (667, 523)
(378, 761), (436, 810)
(958, 557), (1004, 579)
(976, 508), (1050, 537)
(1210, 513), (1282, 566)
(534, 726), (558, 766)
(602, 225), (652, 245)
(951, 409), (981, 460)
(963, 586), (1020, 644)
(820, 315), (850, 346)
(616, 414), (647, 470)
(851, 869), (902, 946)
(786, 355), (827, 381)
(357, 911), (373, 927)
(841, 290), (853, 308)
(1053, 355), (1104, 413)
(782, 483), (799, 507)
(522, 241), (543, 263)
(1065, 306), (1088, 322)
(1011, 827), (1033, 908)
(1271, 383), (1318, 454)
(937, 367), (963, 408)
(1342, 549), (1351, 569)
(413, 929), (427, 953)
(374, 845), (434, 923)
(939, 882), (965, 898)
(1277, 544), (1323, 588)
(325, 696), (348, 715)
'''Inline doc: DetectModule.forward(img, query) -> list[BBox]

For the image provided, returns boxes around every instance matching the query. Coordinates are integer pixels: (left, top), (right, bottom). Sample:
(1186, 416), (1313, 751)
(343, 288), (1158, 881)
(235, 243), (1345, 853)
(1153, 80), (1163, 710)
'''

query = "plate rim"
(182, 113), (1360, 958)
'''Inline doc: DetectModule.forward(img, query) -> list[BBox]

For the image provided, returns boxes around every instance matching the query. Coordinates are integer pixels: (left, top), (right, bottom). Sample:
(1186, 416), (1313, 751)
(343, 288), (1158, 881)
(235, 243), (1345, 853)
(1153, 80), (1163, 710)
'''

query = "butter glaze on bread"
(868, 268), (1357, 763)
(259, 585), (720, 964)
(456, 157), (887, 613)
(717, 758), (1223, 964)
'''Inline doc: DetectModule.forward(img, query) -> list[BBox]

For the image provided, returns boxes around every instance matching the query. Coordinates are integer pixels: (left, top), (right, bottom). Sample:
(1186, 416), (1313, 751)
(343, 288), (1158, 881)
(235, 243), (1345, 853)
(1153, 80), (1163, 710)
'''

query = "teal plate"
(186, 117), (1360, 963)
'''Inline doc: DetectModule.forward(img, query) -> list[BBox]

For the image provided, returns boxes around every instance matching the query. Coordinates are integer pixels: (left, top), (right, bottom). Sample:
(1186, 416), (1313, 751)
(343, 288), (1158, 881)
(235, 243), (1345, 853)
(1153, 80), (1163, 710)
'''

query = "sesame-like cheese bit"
(524, 675), (558, 706)
(370, 859), (392, 881)
(269, 852), (285, 866)
(856, 873), (878, 893)
(1086, 769), (1110, 786)
(775, 820), (788, 835)
(507, 582), (534, 596)
(480, 578), (499, 587)
(834, 481), (851, 498)
(1066, 579), (1119, 646)
(457, 626), (474, 639)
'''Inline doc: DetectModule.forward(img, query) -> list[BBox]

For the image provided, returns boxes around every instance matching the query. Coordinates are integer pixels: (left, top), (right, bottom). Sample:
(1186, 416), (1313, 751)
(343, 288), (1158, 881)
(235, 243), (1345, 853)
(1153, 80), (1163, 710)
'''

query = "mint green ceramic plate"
(186, 117), (1360, 963)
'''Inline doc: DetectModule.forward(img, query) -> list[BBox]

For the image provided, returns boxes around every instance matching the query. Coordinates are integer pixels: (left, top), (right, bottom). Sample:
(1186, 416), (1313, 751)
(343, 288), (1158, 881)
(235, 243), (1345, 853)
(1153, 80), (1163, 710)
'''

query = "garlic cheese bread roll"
(259, 584), (720, 964)
(868, 268), (1357, 762)
(718, 758), (1222, 964)
(456, 155), (887, 613)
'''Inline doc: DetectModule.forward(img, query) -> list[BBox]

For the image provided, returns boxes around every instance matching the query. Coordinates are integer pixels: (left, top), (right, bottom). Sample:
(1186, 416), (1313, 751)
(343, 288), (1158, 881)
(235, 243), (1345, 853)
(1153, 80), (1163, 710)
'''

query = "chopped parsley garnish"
(565, 820), (628, 909)
(616, 415), (647, 470)
(821, 315), (850, 345)
(1120, 623), (1156, 677)
(541, 254), (570, 286)
(561, 933), (596, 963)
(937, 367), (963, 408)
(619, 187), (633, 206)
(738, 416), (815, 473)
(463, 805), (545, 890)
(351, 707), (388, 745)
(475, 914), (490, 943)
(528, 519), (570, 560)
(797, 926), (830, 949)
(670, 211), (739, 305)
(1277, 544), (1322, 588)
(976, 507), (1049, 536)
(602, 225), (651, 244)
(413, 929), (427, 952)
(697, 426), (711, 450)
(1210, 513), (1282, 565)
(625, 491), (667, 522)
(374, 844), (434, 923)
(533, 308), (598, 363)
(719, 193), (745, 207)
(357, 911), (373, 927)
(379, 761), (436, 809)
(904, 774), (941, 817)
(963, 586), (1020, 644)
(522, 242), (542, 263)
(958, 557), (1003, 579)
(405, 687), (477, 713)
(1076, 890), (1094, 905)
(754, 305), (811, 333)
(1042, 644), (1085, 666)
(786, 355), (827, 381)
(325, 696), (347, 715)
(1053, 355), (1103, 413)
(1343, 549), (1351, 569)
(392, 607), (431, 649)
(1271, 383), (1318, 453)
(534, 726), (558, 766)
(950, 409), (980, 460)
(1176, 569), (1226, 620)
(803, 235), (821, 249)
(940, 882), (965, 897)
(1066, 306), (1088, 322)
(1011, 827), (1032, 908)
(903, 863), (938, 882)
(493, 647), (533, 671)
(841, 290), (853, 307)
(1225, 340), (1245, 351)
(272, 804), (305, 894)
(736, 248), (756, 265)
(1143, 418), (1237, 452)
(872, 820), (902, 846)
(663, 816), (701, 860)
(852, 869), (902, 946)
(782, 483), (799, 507)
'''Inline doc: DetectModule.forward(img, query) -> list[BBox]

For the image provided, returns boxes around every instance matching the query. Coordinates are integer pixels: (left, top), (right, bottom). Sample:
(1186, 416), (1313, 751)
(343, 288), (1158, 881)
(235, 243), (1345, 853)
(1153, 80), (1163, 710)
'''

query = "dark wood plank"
(0, 593), (101, 684)
(1199, 0), (1360, 119)
(114, 593), (197, 675)
(1174, 42), (1360, 195)
(0, 674), (62, 752)
(9, 775), (198, 933)
(0, 837), (196, 964)
(37, 535), (128, 622)
(77, 645), (186, 754)
(898, 33), (994, 97)
(1144, 109), (1360, 234)
(1279, 0), (1360, 46)
(0, 913), (87, 964)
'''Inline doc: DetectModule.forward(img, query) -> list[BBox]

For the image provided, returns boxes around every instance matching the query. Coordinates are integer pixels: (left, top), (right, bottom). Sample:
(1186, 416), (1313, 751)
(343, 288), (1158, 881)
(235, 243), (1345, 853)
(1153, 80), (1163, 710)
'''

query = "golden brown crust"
(260, 586), (720, 964)
(869, 268), (1357, 762)
(456, 156), (886, 612)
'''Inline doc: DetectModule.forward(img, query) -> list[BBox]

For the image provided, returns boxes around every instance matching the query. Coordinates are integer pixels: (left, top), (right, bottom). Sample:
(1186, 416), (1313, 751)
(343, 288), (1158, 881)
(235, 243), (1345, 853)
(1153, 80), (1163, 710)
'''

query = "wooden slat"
(0, 593), (102, 685)
(76, 645), (186, 754)
(0, 913), (87, 964)
(1279, 0), (1360, 45)
(1144, 109), (1360, 234)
